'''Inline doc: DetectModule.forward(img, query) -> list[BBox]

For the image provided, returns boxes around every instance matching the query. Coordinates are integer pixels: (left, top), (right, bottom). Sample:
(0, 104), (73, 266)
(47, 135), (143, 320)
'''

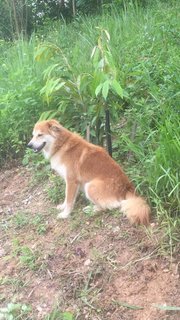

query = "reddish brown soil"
(0, 166), (179, 319)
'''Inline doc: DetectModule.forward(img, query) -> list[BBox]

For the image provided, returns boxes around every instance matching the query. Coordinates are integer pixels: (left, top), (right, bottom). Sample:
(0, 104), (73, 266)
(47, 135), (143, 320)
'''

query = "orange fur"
(28, 119), (150, 225)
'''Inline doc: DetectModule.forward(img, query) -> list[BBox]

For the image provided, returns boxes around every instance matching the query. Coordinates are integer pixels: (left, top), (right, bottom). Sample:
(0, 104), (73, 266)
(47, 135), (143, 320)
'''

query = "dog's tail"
(120, 193), (150, 225)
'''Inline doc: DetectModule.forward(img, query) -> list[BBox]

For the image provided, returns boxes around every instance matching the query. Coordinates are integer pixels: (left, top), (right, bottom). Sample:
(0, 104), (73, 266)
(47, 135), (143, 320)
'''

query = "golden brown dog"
(27, 119), (150, 224)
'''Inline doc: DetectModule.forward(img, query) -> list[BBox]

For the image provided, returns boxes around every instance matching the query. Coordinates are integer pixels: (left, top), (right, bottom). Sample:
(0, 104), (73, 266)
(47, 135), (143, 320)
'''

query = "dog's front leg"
(57, 179), (79, 219)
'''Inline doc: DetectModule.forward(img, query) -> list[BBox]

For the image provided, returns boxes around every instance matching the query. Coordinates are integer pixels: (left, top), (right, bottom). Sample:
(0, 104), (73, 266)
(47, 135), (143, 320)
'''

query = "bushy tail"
(120, 195), (150, 225)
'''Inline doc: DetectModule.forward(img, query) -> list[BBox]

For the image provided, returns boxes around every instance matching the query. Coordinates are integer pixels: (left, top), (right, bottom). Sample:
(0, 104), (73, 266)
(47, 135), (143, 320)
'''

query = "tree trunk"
(11, 0), (20, 37)
(86, 124), (90, 142)
(105, 108), (112, 157)
(127, 121), (138, 160)
(72, 0), (76, 16)
(96, 118), (101, 145)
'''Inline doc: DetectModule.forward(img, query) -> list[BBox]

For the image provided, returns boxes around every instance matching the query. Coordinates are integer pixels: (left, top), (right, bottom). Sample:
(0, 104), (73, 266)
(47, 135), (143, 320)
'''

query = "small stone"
(0, 248), (5, 257)
(75, 247), (86, 258)
(112, 226), (120, 233)
(84, 259), (91, 266)
(7, 207), (13, 215)
(36, 306), (43, 312)
(150, 223), (156, 228)
(171, 263), (180, 276)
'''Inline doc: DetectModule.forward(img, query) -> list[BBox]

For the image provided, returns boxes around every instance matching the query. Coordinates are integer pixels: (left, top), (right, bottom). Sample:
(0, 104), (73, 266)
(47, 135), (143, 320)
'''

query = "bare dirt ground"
(0, 166), (179, 319)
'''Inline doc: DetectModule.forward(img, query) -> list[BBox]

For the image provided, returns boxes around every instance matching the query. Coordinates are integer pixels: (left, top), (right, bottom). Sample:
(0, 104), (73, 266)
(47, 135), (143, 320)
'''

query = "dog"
(27, 119), (150, 225)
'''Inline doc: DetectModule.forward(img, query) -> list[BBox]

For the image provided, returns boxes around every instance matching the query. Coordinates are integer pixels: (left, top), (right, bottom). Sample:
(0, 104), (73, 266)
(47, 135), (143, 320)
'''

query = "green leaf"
(98, 58), (105, 70)
(43, 63), (60, 80)
(39, 110), (60, 121)
(91, 45), (97, 59)
(102, 80), (110, 100)
(104, 29), (110, 41)
(62, 312), (74, 320)
(111, 79), (123, 98)
(35, 44), (52, 62)
(95, 83), (103, 96)
(7, 303), (22, 312)
(55, 81), (66, 91)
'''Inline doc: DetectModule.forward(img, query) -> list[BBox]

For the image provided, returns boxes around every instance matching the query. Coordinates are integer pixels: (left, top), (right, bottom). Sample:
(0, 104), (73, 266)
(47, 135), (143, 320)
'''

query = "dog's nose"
(27, 142), (33, 149)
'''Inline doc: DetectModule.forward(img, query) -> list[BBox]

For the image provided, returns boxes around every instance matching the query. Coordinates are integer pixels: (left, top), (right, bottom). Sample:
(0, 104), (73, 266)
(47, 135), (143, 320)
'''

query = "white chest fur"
(43, 149), (50, 160)
(51, 156), (67, 180)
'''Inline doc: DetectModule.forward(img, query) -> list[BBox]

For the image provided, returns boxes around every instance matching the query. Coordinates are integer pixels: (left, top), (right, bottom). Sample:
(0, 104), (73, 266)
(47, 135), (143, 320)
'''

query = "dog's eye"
(38, 134), (43, 137)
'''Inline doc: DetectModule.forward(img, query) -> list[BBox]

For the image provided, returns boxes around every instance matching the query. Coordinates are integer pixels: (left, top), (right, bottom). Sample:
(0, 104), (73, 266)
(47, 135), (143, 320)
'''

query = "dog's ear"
(48, 119), (61, 133)
(51, 125), (61, 133)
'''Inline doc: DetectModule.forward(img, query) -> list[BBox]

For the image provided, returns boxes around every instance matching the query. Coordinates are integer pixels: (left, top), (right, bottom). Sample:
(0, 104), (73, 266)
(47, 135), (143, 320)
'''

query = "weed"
(23, 149), (50, 183)
(90, 247), (105, 262)
(0, 302), (31, 319)
(45, 309), (74, 320)
(0, 277), (25, 292)
(13, 239), (40, 270)
(32, 214), (47, 235)
(13, 211), (30, 229)
(83, 205), (96, 217)
(46, 174), (65, 205)
(12, 211), (48, 235)
(20, 246), (38, 270)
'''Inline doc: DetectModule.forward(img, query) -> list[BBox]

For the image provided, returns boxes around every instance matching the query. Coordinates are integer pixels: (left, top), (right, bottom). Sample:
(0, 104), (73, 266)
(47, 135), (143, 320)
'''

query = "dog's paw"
(57, 203), (65, 210)
(93, 205), (103, 212)
(57, 211), (70, 219)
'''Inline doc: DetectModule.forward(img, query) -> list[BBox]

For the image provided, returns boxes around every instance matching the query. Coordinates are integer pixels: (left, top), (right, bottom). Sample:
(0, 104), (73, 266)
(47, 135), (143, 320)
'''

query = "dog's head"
(27, 119), (62, 155)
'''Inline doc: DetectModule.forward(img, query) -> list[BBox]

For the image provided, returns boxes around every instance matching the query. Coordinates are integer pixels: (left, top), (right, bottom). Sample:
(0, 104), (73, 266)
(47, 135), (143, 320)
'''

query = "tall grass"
(0, 37), (49, 162)
(0, 1), (179, 237)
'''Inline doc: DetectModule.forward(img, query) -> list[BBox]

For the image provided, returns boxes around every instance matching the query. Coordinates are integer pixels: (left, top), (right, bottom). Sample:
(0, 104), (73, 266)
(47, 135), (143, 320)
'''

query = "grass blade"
(113, 300), (144, 310)
(153, 304), (180, 311)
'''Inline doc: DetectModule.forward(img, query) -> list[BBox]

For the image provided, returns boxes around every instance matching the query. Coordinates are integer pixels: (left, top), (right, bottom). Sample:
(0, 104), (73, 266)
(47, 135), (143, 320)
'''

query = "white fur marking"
(57, 202), (66, 210)
(57, 206), (71, 219)
(51, 157), (67, 179)
(84, 182), (91, 200)
(43, 149), (50, 159)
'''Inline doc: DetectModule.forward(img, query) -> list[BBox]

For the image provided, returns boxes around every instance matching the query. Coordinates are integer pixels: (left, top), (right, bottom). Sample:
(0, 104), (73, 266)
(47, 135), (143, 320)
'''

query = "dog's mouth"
(33, 142), (46, 153)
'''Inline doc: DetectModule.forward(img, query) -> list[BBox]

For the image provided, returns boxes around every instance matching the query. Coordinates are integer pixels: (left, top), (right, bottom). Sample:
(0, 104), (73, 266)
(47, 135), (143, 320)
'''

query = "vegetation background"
(0, 0), (179, 255)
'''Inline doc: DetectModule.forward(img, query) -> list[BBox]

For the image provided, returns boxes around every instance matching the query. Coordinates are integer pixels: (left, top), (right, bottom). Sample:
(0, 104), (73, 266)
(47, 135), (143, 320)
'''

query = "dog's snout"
(27, 142), (33, 149)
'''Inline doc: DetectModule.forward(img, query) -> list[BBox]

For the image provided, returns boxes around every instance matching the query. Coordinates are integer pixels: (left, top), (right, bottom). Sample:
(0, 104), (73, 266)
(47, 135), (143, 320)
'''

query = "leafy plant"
(91, 27), (124, 154)
(13, 239), (39, 270)
(35, 41), (95, 140)
(46, 174), (65, 205)
(13, 211), (30, 229)
(45, 309), (74, 320)
(0, 302), (31, 319)
(35, 26), (124, 154)
(32, 214), (47, 235)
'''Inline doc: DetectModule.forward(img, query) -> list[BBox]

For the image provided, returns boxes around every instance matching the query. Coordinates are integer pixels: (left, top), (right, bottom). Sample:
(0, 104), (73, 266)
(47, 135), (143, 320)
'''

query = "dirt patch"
(0, 166), (179, 319)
